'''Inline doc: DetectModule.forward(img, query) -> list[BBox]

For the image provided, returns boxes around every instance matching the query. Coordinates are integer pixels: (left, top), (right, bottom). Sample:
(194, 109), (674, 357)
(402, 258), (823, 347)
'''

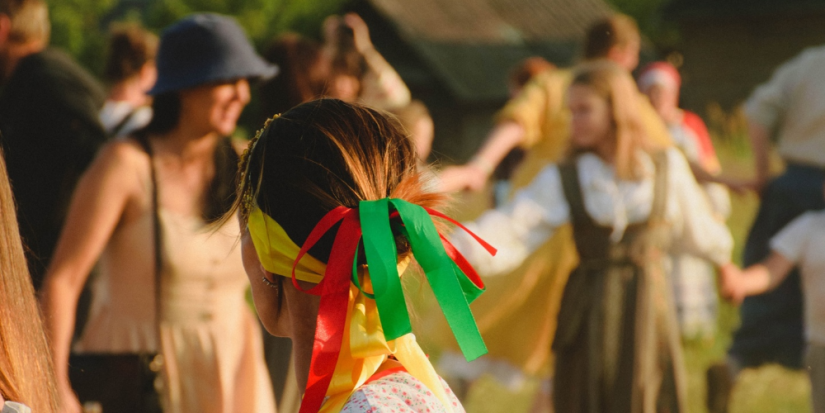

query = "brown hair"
(583, 14), (639, 60)
(241, 99), (443, 257)
(260, 33), (329, 117)
(568, 61), (652, 180)
(0, 0), (49, 44)
(0, 148), (58, 413)
(508, 57), (555, 90)
(103, 23), (158, 84)
(236, 99), (444, 307)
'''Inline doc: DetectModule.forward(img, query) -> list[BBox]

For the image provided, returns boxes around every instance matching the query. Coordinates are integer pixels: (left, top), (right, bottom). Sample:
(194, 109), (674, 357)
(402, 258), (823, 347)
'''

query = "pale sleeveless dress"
(75, 208), (276, 413)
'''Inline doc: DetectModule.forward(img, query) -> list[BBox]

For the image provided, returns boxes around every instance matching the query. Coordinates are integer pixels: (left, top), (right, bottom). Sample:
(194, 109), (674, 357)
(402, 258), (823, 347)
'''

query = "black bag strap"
(134, 133), (163, 332)
(110, 109), (138, 138)
(559, 158), (595, 227)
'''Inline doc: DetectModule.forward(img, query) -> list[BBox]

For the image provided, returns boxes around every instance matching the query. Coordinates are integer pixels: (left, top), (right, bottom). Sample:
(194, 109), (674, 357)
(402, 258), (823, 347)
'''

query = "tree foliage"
(48, 0), (352, 76)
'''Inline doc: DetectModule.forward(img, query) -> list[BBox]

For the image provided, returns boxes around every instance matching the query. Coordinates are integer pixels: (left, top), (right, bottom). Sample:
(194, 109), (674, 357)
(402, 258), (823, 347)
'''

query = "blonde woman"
(0, 149), (58, 413)
(452, 62), (736, 412)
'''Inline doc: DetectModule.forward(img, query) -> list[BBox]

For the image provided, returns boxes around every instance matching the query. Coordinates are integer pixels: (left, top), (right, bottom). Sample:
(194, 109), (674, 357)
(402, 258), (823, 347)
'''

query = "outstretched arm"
(345, 13), (411, 110)
(438, 121), (526, 193)
(721, 252), (794, 304)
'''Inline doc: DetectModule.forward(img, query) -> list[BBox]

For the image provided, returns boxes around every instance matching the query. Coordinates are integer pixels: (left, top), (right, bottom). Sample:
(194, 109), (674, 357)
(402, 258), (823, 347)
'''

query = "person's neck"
(152, 126), (219, 164)
(107, 77), (148, 107)
(3, 40), (44, 81)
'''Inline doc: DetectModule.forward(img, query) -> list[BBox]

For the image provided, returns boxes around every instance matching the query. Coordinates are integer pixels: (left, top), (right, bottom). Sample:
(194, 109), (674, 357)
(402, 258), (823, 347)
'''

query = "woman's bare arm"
(40, 140), (142, 407)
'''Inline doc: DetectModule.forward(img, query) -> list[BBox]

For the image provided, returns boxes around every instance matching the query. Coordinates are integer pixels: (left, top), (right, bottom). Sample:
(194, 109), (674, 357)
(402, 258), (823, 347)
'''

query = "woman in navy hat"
(41, 14), (278, 413)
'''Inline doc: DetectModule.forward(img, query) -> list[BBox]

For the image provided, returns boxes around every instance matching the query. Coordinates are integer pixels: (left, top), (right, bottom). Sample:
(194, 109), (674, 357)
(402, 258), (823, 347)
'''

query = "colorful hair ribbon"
(252, 198), (496, 413)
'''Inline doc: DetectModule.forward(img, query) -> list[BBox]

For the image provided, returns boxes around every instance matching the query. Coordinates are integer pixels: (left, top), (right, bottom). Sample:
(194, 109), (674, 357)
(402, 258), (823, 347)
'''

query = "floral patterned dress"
(341, 372), (465, 413)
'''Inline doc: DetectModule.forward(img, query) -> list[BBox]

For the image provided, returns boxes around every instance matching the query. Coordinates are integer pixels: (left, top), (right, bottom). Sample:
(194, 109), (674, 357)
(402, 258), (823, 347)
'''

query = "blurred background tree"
(48, 0), (353, 77)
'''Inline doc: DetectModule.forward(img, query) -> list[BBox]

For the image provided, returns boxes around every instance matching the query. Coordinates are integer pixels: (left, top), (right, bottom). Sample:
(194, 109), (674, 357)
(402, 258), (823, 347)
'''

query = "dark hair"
(143, 92), (180, 134)
(239, 99), (444, 311)
(103, 23), (158, 84)
(259, 33), (329, 117)
(141, 92), (238, 223)
(242, 99), (443, 263)
(583, 14), (640, 60)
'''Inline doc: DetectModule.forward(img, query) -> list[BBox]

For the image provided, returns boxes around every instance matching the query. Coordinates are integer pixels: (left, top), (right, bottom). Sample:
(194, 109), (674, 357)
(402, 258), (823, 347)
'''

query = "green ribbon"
(358, 198), (488, 361)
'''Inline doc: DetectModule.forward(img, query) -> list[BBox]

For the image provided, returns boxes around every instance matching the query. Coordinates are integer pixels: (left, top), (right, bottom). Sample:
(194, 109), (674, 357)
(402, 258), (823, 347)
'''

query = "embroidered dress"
(341, 372), (464, 413)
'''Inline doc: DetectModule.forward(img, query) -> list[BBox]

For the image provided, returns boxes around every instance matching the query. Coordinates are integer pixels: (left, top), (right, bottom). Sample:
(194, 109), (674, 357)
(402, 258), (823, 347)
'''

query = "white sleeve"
(743, 50), (808, 130)
(769, 212), (815, 264)
(666, 148), (733, 265)
(450, 165), (570, 277)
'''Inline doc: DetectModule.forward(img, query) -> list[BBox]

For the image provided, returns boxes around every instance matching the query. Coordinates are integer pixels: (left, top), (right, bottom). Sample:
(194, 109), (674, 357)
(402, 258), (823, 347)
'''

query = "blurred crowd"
(1, 1), (824, 413)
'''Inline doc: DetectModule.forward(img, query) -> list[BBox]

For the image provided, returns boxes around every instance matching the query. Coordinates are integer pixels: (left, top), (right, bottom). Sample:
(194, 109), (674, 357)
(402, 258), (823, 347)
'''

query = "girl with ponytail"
(236, 98), (494, 412)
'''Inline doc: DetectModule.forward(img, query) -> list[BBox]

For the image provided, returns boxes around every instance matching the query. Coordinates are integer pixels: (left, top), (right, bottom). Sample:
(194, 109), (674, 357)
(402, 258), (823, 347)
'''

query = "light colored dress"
(75, 208), (276, 413)
(666, 114), (730, 338)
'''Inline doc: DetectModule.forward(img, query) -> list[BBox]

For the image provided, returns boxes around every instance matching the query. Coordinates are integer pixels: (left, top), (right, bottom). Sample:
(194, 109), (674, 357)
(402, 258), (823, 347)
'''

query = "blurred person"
(323, 13), (411, 111)
(638, 61), (730, 338)
(99, 23), (158, 138)
(432, 14), (671, 402)
(706, 44), (825, 413)
(493, 57), (557, 207)
(439, 14), (671, 193)
(0, 0), (106, 289)
(0, 149), (58, 413)
(235, 98), (496, 412)
(260, 32), (329, 118)
(40, 14), (277, 413)
(451, 62), (734, 413)
(507, 56), (556, 98)
(720, 186), (825, 413)
(390, 99), (434, 164)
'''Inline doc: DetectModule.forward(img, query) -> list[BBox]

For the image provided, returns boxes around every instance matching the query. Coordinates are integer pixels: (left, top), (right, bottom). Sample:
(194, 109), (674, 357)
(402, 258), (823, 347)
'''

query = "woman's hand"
(343, 13), (373, 54)
(437, 164), (490, 193)
(57, 379), (82, 413)
(719, 263), (745, 304)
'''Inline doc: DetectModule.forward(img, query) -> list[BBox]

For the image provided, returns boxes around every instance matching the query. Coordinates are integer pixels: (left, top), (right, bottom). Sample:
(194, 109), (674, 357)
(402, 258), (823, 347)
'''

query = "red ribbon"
(290, 204), (493, 412)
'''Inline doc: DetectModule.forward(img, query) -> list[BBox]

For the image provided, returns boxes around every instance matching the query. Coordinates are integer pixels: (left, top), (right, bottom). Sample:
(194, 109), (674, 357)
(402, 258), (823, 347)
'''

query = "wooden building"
(353, 0), (612, 162)
(666, 0), (825, 114)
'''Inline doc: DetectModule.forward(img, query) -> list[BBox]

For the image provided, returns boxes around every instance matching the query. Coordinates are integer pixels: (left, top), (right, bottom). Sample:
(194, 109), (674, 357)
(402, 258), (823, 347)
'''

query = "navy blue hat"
(149, 13), (278, 95)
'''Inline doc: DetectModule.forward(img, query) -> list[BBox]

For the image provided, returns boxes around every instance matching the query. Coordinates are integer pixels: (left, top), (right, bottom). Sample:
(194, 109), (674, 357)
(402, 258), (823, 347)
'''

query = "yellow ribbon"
(248, 205), (453, 412)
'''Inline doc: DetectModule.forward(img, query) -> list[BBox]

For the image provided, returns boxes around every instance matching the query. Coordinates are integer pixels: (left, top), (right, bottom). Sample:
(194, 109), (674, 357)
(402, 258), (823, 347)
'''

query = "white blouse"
(451, 148), (733, 277)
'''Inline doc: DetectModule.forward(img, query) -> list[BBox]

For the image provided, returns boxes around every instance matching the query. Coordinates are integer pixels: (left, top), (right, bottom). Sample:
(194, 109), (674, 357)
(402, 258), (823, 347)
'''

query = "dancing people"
(452, 62), (735, 412)
(434, 15), (673, 396)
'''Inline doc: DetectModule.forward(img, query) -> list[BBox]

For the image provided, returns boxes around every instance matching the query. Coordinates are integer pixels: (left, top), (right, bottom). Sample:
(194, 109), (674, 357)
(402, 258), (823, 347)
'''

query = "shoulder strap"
(134, 133), (163, 330)
(559, 158), (593, 226)
(110, 108), (137, 138)
(650, 151), (669, 221)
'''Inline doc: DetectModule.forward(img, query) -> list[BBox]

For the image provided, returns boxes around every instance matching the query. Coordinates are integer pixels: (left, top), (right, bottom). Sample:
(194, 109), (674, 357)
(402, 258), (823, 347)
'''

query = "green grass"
(453, 135), (813, 412)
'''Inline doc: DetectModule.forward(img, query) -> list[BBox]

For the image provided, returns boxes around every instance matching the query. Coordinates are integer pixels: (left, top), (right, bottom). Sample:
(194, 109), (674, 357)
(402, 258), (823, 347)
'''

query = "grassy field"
(452, 129), (813, 413)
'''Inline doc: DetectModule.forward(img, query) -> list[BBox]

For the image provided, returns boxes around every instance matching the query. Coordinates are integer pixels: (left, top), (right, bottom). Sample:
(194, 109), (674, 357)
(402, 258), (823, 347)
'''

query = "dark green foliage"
(48, 0), (352, 77)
